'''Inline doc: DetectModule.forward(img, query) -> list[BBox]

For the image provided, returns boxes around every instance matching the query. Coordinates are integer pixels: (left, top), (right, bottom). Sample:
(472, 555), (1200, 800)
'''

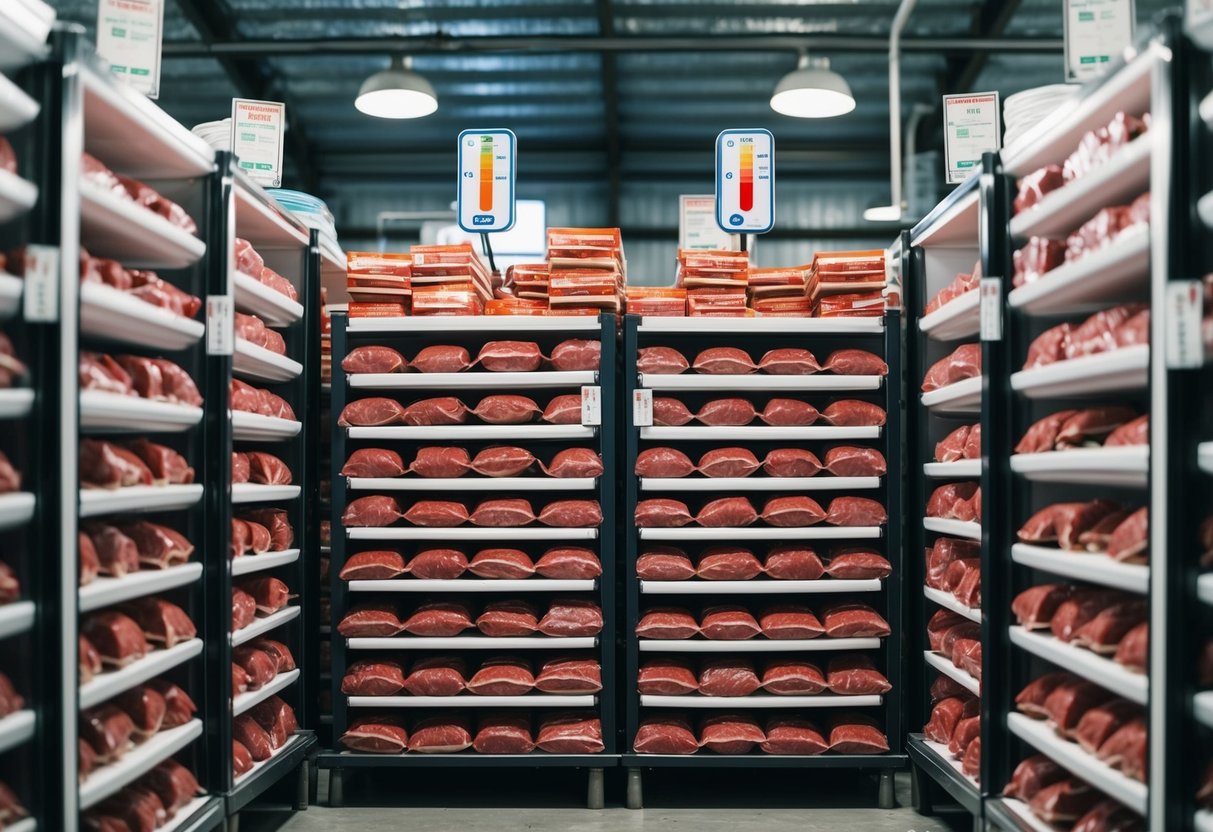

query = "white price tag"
(206, 295), (234, 356)
(715, 129), (775, 234)
(943, 92), (1001, 185)
(1165, 280), (1202, 368)
(457, 129), (517, 233)
(96, 0), (164, 98)
(230, 99), (285, 187)
(580, 386), (602, 426)
(22, 245), (58, 323)
(633, 388), (653, 427)
(980, 277), (1003, 341)
(680, 195), (738, 251)
(1065, 0), (1135, 83)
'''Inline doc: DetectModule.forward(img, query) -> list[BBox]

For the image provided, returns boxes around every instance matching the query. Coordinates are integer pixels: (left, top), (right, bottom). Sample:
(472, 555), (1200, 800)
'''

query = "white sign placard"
(458, 129), (517, 233)
(943, 92), (1001, 185)
(1165, 280), (1202, 369)
(23, 245), (58, 323)
(632, 389), (653, 428)
(679, 195), (738, 251)
(96, 0), (164, 99)
(230, 99), (286, 188)
(206, 295), (234, 356)
(1191, 0), (1213, 47)
(580, 386), (602, 426)
(1065, 0), (1135, 83)
(979, 277), (1003, 342)
(715, 129), (774, 234)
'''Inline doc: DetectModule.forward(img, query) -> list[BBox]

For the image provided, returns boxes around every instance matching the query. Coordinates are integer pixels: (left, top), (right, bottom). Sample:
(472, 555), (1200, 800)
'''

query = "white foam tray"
(79, 180), (205, 269)
(80, 282), (204, 351)
(80, 484), (203, 518)
(0, 600), (33, 640)
(0, 71), (38, 132)
(0, 272), (21, 319)
(230, 606), (300, 647)
(231, 411), (301, 442)
(347, 579), (594, 593)
(350, 371), (596, 390)
(79, 562), (202, 613)
(1011, 543), (1148, 594)
(0, 493), (34, 531)
(638, 637), (880, 653)
(347, 636), (597, 651)
(1011, 345), (1149, 399)
(1008, 224), (1150, 315)
(349, 425), (596, 441)
(231, 549), (300, 577)
(80, 390), (201, 433)
(639, 526), (882, 541)
(233, 271), (304, 327)
(1009, 626), (1146, 704)
(233, 338), (303, 383)
(641, 579), (881, 595)
(638, 317), (883, 334)
(924, 650), (980, 696)
(347, 694), (595, 708)
(79, 639), (203, 710)
(923, 586), (981, 623)
(640, 476), (879, 492)
(639, 426), (881, 441)
(921, 376), (982, 414)
(923, 518), (981, 541)
(640, 694), (882, 708)
(348, 527), (597, 542)
(233, 668), (301, 716)
(1010, 446), (1148, 487)
(0, 389), (33, 420)
(78, 720), (203, 810)
(923, 460), (981, 479)
(350, 317), (601, 334)
(231, 484), (301, 504)
(639, 374), (881, 392)
(0, 710), (34, 755)
(348, 477), (596, 492)
(0, 169), (37, 224)
(919, 290), (980, 341)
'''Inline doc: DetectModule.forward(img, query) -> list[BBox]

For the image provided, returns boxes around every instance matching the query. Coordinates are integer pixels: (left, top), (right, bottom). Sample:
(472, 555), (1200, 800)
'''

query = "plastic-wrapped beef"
(758, 348), (819, 375)
(469, 446), (533, 478)
(337, 603), (404, 638)
(118, 521), (193, 569)
(472, 394), (540, 425)
(637, 347), (688, 375)
(700, 714), (765, 754)
(1071, 800), (1146, 832)
(467, 657), (535, 696)
(81, 439), (153, 488)
(922, 343), (981, 392)
(923, 696), (969, 744)
(635, 607), (699, 640)
(692, 347), (755, 375)
(343, 659), (406, 696)
(820, 603), (890, 638)
(537, 599), (602, 637)
(341, 717), (408, 754)
(652, 396), (694, 426)
(636, 547), (697, 581)
(234, 714), (274, 762)
(825, 549), (892, 580)
(1114, 621), (1148, 673)
(759, 605), (823, 639)
(638, 658), (698, 695)
(761, 659), (827, 696)
(757, 398), (816, 427)
(342, 448), (406, 478)
(635, 498), (693, 528)
(762, 717), (827, 755)
(468, 548), (534, 580)
(535, 657), (602, 693)
(81, 704), (137, 762)
(409, 716), (473, 753)
(700, 606), (761, 640)
(634, 717), (699, 754)
(764, 546), (825, 580)
(698, 496), (758, 528)
(466, 498), (531, 527)
(84, 523), (140, 578)
(411, 345), (471, 374)
(146, 759), (201, 817)
(534, 547), (600, 579)
(542, 448), (603, 479)
(696, 547), (762, 581)
(827, 654), (891, 695)
(549, 339), (601, 371)
(123, 597), (196, 648)
(403, 657), (467, 696)
(821, 399), (886, 427)
(695, 398), (758, 426)
(474, 715), (535, 754)
(343, 495), (404, 528)
(828, 713), (889, 754)
(541, 394), (582, 425)
(537, 499), (602, 528)
(698, 447), (761, 478)
(408, 548), (468, 579)
(401, 601), (474, 637)
(761, 495), (825, 527)
(762, 448), (822, 478)
(251, 695), (298, 749)
(475, 600), (536, 637)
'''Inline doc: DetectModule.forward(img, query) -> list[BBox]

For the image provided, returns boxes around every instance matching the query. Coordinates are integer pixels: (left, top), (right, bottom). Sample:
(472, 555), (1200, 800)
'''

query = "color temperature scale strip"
(479, 135), (493, 212)
(739, 141), (754, 211)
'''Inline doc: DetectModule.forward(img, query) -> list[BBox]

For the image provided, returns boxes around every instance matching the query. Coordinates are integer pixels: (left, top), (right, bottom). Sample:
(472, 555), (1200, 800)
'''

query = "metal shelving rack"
(318, 312), (618, 809)
(620, 312), (905, 809)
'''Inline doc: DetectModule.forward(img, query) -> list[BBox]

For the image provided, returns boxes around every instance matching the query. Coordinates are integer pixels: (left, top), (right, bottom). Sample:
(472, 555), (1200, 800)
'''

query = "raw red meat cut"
(924, 696), (969, 744)
(636, 607), (699, 639)
(926, 482), (979, 520)
(338, 398), (407, 427)
(698, 447), (761, 478)
(1052, 589), (1127, 643)
(549, 339), (601, 371)
(1012, 584), (1073, 629)
(534, 547), (600, 579)
(1004, 754), (1068, 801)
(81, 439), (153, 488)
(403, 657), (467, 696)
(761, 659), (827, 695)
(693, 347), (756, 375)
(469, 498), (533, 527)
(1031, 778), (1102, 823)
(698, 398), (759, 426)
(0, 561), (17, 602)
(635, 498), (693, 527)
(1016, 410), (1078, 454)
(404, 601), (475, 636)
(407, 447), (470, 479)
(653, 397), (694, 426)
(233, 663), (251, 694)
(79, 532), (100, 584)
(700, 714), (765, 754)
(699, 659), (761, 697)
(825, 496), (886, 526)
(96, 786), (166, 831)
(762, 717), (828, 755)
(473, 394), (540, 425)
(538, 499), (602, 527)
(962, 424), (982, 459)
(0, 674), (20, 719)
(758, 398), (817, 426)
(467, 657), (535, 695)
(823, 446), (885, 477)
(1074, 599), (1147, 654)
(948, 711), (981, 758)
(637, 547), (696, 581)
(758, 348), (820, 375)
(146, 759), (201, 817)
(931, 676), (967, 703)
(820, 603), (890, 638)
(468, 548), (534, 579)
(697, 547), (763, 580)
(411, 345), (472, 374)
(825, 550), (892, 580)
(1056, 406), (1138, 447)
(478, 340), (542, 372)
(759, 605), (824, 639)
(1015, 164), (1065, 213)
(1015, 671), (1076, 718)
(543, 448), (603, 478)
(698, 496), (758, 527)
(538, 599), (603, 636)
(239, 577), (291, 615)
(935, 424), (972, 462)
(81, 704), (136, 762)
(535, 657), (602, 693)
(1114, 621), (1148, 672)
(762, 448), (822, 478)
(251, 695), (297, 749)
(80, 351), (133, 395)
(635, 447), (695, 478)
(1044, 677), (1115, 731)
(476, 600), (538, 637)
(823, 349), (888, 376)
(341, 449), (406, 478)
(1074, 699), (1141, 752)
(700, 606), (761, 640)
(122, 598), (196, 647)
(761, 495), (825, 527)
(1067, 304), (1146, 359)
(1071, 800), (1145, 832)
(240, 509), (292, 552)
(821, 399), (887, 427)
(85, 524), (140, 577)
(634, 717), (699, 754)
(232, 646), (278, 690)
(922, 344), (982, 391)
(1077, 508), (1134, 552)
(1105, 414), (1148, 446)
(1014, 236), (1067, 287)
(232, 588), (257, 631)
(536, 714), (604, 753)
(337, 603), (404, 637)
(637, 347), (688, 375)
(404, 397), (468, 426)
(828, 714), (889, 753)
(638, 658), (700, 695)
(79, 635), (102, 683)
(474, 716), (534, 754)
(467, 446), (533, 478)
(251, 638), (295, 672)
(1107, 507), (1148, 562)
(541, 394), (583, 424)
(764, 546), (825, 580)
(245, 452), (291, 486)
(1025, 323), (1073, 369)
(343, 345), (407, 374)
(342, 717), (408, 753)
(403, 500), (468, 527)
(1096, 716), (1147, 780)
(407, 548), (469, 579)
(927, 609), (968, 651)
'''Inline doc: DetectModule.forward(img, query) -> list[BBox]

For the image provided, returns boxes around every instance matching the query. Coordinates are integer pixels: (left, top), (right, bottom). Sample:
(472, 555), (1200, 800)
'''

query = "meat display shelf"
(923, 518), (982, 541)
(230, 549), (300, 577)
(231, 732), (310, 793)
(231, 411), (302, 442)
(638, 374), (882, 392)
(0, 169), (37, 224)
(1199, 441), (1213, 474)
(80, 484), (204, 518)
(923, 650), (980, 696)
(232, 668), (301, 717)
(1010, 446), (1149, 487)
(1009, 626), (1147, 704)
(79, 639), (204, 710)
(619, 753), (900, 768)
(639, 527), (882, 541)
(230, 484), (301, 504)
(347, 636), (598, 651)
(160, 797), (223, 832)
(640, 694), (882, 708)
(909, 178), (980, 248)
(0, 710), (35, 755)
(234, 177), (310, 249)
(348, 425), (597, 441)
(920, 377), (982, 414)
(79, 390), (202, 433)
(641, 579), (882, 595)
(639, 426), (882, 442)
(349, 371), (597, 390)
(988, 797), (1057, 832)
(636, 317), (884, 335)
(347, 695), (596, 708)
(922, 586), (981, 623)
(1010, 346), (1150, 398)
(1200, 190), (1213, 231)
(907, 735), (980, 816)
(78, 719), (204, 810)
(348, 528), (599, 542)
(349, 317), (602, 334)
(640, 475), (880, 492)
(1011, 543), (1149, 594)
(1199, 811), (1213, 832)
(0, 600), (34, 640)
(918, 291), (980, 342)
(233, 271), (304, 328)
(1007, 712), (1147, 815)
(0, 70), (39, 132)
(6, 818), (34, 832)
(0, 272), (21, 319)
(233, 339), (304, 384)
(0, 493), (34, 531)
(1007, 224), (1150, 314)
(922, 460), (981, 478)
(348, 476), (597, 492)
(79, 180), (206, 269)
(0, 2), (51, 70)
(80, 282), (205, 351)
(347, 579), (595, 593)
(638, 638), (882, 653)
(0, 389), (33, 420)
(230, 606), (301, 647)
(1195, 691), (1213, 730)
(1198, 573), (1213, 607)
(79, 562), (203, 613)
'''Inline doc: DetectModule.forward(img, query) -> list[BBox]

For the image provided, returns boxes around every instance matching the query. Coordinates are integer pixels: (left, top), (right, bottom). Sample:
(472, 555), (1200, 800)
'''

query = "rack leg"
(225, 814), (240, 832)
(910, 764), (933, 815)
(626, 768), (643, 810)
(586, 768), (604, 809)
(309, 761), (319, 806)
(295, 760), (310, 810)
(877, 770), (896, 810)
(328, 768), (344, 808)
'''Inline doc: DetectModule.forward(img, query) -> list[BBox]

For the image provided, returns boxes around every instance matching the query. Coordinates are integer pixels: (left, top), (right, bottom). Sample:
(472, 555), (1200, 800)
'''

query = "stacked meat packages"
(629, 328), (895, 757)
(545, 228), (625, 316)
(335, 322), (609, 757)
(403, 243), (494, 317)
(806, 250), (887, 318)
(677, 249), (749, 317)
(346, 251), (412, 316)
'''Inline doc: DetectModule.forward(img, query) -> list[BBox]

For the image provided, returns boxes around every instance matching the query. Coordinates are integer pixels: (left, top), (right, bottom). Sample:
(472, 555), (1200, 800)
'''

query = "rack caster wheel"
(294, 760), (310, 810)
(910, 764), (932, 815)
(328, 769), (344, 808)
(626, 768), (643, 810)
(877, 770), (896, 810)
(586, 768), (604, 809)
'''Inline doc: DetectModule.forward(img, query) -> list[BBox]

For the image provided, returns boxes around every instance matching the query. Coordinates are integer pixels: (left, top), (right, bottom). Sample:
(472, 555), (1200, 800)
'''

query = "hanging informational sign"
(1064, 0), (1136, 83)
(1190, 0), (1213, 48)
(679, 195), (738, 251)
(942, 92), (1001, 185)
(715, 129), (775, 235)
(230, 99), (286, 188)
(95, 0), (164, 99)
(457, 129), (517, 234)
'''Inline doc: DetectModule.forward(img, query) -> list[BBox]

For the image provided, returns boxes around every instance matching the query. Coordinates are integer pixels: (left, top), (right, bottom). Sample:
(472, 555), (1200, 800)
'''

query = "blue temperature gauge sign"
(715, 129), (774, 234)
(457, 128), (517, 233)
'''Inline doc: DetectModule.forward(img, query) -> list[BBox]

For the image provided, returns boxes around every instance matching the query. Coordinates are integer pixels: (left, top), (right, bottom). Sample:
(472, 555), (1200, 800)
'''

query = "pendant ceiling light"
(769, 53), (856, 119)
(355, 56), (438, 119)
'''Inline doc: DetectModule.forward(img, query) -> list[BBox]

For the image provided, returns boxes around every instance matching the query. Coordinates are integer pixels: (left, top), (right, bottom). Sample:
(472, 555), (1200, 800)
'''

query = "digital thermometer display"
(458, 128), (516, 233)
(715, 129), (774, 234)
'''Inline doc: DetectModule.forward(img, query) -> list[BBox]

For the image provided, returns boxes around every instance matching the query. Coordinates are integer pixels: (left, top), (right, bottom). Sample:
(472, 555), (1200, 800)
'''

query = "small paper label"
(943, 92), (1001, 185)
(230, 98), (286, 188)
(206, 295), (234, 356)
(633, 388), (653, 427)
(1165, 280), (1201, 368)
(580, 386), (602, 426)
(23, 245), (58, 323)
(980, 277), (1002, 341)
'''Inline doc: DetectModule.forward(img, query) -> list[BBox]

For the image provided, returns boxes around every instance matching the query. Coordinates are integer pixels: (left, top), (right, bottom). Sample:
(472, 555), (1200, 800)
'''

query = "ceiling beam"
(597, 0), (622, 228)
(946, 0), (1027, 94)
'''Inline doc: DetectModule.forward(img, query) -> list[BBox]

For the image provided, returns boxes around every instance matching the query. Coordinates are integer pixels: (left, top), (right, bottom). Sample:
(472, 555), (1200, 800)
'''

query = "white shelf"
(1010, 446), (1148, 487)
(0, 3), (51, 71)
(349, 317), (601, 334)
(0, 64), (40, 132)
(231, 411), (301, 442)
(911, 188), (980, 248)
(79, 639), (203, 710)
(923, 460), (981, 478)
(640, 426), (882, 441)
(920, 738), (980, 793)
(349, 476), (597, 492)
(924, 650), (980, 696)
(919, 290), (980, 341)
(80, 282), (204, 351)
(0, 272), (22, 319)
(233, 271), (304, 328)
(1198, 574), (1213, 608)
(79, 391), (201, 433)
(349, 425), (596, 441)
(233, 669), (301, 717)
(639, 527), (881, 541)
(348, 528), (598, 542)
(1008, 712), (1147, 816)
(231, 549), (300, 577)
(1011, 543), (1148, 594)
(1011, 345), (1149, 399)
(1008, 224), (1150, 315)
(234, 177), (310, 248)
(0, 169), (37, 224)
(5, 817), (34, 832)
(231, 483), (301, 504)
(639, 374), (881, 392)
(348, 579), (594, 593)
(1196, 692), (1213, 730)
(640, 476), (879, 492)
(921, 376), (982, 414)
(350, 371), (597, 390)
(347, 636), (597, 651)
(0, 389), (33, 420)
(1199, 442), (1213, 475)
(1199, 191), (1213, 231)
(923, 586), (981, 624)
(0, 710), (34, 755)
(78, 720), (203, 810)
(0, 600), (33, 640)
(233, 732), (308, 786)
(0, 493), (34, 531)
(79, 563), (202, 613)
(233, 338), (303, 384)
(230, 606), (300, 647)
(80, 484), (203, 518)
(998, 798), (1057, 832)
(79, 180), (205, 269)
(160, 797), (215, 832)
(638, 638), (881, 653)
(1009, 626), (1146, 704)
(638, 317), (883, 334)
(348, 694), (595, 708)
(641, 579), (881, 594)
(641, 694), (882, 708)
(923, 518), (981, 541)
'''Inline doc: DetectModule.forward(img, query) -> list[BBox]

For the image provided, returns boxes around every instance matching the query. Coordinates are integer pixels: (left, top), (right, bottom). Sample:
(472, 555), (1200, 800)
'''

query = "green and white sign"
(1065, 0), (1136, 83)
(942, 92), (1001, 185)
(95, 0), (163, 99)
(230, 99), (286, 188)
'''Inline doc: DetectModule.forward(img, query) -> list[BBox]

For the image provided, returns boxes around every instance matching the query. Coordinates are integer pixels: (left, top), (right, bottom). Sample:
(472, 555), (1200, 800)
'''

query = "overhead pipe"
(865, 0), (918, 222)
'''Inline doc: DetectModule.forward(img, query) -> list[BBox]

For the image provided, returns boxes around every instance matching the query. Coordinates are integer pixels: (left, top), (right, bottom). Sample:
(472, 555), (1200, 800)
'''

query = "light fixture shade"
(770, 58), (856, 119)
(863, 204), (902, 222)
(355, 56), (438, 119)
